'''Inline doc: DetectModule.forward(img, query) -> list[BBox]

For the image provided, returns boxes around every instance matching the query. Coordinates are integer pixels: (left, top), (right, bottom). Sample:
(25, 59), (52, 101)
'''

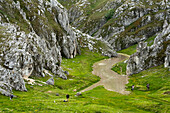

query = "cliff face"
(0, 0), (80, 96)
(127, 21), (170, 75)
(98, 0), (169, 51)
(0, 0), (76, 96)
(0, 0), (117, 96)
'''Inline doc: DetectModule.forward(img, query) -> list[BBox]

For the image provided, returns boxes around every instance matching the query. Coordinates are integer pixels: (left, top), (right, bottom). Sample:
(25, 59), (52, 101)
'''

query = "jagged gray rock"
(72, 27), (117, 57)
(63, 0), (169, 51)
(0, 0), (117, 96)
(95, 0), (169, 51)
(46, 78), (54, 85)
(164, 45), (170, 70)
(126, 21), (170, 75)
(0, 65), (27, 96)
(0, 0), (79, 96)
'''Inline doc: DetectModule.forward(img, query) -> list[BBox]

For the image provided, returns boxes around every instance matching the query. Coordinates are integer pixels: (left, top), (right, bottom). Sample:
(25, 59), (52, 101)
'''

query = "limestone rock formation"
(73, 27), (117, 57)
(0, 0), (117, 96)
(60, 0), (169, 51)
(126, 21), (170, 75)
(164, 45), (170, 70)
(0, 0), (79, 96)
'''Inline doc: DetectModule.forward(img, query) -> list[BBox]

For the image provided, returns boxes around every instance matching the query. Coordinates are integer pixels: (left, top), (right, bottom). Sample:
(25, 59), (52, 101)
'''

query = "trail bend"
(81, 53), (130, 95)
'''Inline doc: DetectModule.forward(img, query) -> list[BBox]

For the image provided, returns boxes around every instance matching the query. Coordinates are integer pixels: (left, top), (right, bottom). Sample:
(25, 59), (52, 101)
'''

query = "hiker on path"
(131, 85), (135, 91)
(146, 83), (150, 90)
(66, 94), (69, 102)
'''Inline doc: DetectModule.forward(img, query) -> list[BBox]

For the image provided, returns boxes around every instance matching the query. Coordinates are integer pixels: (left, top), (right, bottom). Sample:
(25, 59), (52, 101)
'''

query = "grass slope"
(0, 49), (169, 113)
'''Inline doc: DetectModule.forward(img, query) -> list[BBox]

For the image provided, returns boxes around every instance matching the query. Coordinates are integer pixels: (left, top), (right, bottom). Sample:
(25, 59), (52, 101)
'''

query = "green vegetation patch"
(112, 60), (127, 75)
(128, 65), (170, 92)
(105, 9), (115, 21)
(118, 44), (137, 55)
(61, 48), (108, 91)
(147, 35), (156, 46)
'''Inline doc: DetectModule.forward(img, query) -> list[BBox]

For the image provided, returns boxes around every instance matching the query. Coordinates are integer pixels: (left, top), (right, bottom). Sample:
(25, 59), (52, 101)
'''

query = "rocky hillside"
(0, 0), (116, 96)
(59, 0), (169, 50)
(59, 0), (169, 74)
(127, 20), (170, 75)
(0, 0), (169, 96)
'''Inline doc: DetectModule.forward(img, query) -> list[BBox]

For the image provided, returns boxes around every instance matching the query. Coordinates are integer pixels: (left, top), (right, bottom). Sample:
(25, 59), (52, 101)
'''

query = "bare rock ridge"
(0, 0), (116, 96)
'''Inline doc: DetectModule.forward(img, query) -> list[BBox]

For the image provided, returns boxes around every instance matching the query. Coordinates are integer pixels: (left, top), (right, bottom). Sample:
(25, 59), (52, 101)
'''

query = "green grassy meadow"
(0, 48), (169, 113)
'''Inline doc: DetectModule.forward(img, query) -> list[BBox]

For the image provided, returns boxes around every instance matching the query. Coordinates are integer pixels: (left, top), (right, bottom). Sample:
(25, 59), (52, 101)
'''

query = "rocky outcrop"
(73, 27), (117, 57)
(0, 0), (80, 96)
(164, 45), (170, 70)
(95, 0), (169, 51)
(61, 0), (169, 51)
(0, 0), (117, 96)
(0, 65), (27, 96)
(126, 20), (170, 75)
(67, 0), (123, 36)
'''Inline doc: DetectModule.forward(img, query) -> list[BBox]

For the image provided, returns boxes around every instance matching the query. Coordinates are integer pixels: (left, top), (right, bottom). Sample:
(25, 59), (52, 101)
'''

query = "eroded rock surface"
(60, 0), (169, 51)
(0, 0), (117, 96)
(127, 21), (170, 75)
(0, 0), (79, 96)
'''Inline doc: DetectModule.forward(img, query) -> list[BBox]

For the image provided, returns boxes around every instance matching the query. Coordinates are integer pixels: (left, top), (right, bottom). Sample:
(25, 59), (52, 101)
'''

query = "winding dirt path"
(80, 53), (130, 95)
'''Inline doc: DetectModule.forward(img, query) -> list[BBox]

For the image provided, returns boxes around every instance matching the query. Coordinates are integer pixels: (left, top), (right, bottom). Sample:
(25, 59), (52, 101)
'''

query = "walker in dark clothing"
(10, 94), (14, 100)
(66, 94), (69, 102)
(146, 84), (150, 90)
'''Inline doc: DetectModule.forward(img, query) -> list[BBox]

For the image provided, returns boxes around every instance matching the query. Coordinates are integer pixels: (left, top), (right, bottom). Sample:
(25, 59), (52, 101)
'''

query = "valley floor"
(0, 49), (169, 113)
(81, 54), (129, 94)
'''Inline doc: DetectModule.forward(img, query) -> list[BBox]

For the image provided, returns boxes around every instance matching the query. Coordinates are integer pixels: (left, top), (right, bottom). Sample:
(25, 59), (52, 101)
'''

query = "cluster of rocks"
(72, 27), (117, 57)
